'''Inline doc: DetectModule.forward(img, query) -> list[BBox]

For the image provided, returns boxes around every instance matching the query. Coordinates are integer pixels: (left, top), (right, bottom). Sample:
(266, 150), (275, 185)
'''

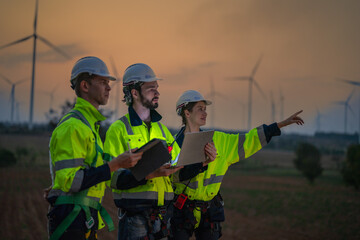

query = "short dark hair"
(73, 73), (95, 97)
(123, 82), (144, 106)
(180, 102), (197, 125)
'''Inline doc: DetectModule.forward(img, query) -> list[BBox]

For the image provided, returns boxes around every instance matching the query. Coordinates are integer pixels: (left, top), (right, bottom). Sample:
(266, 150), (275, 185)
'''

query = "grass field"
(0, 134), (359, 240)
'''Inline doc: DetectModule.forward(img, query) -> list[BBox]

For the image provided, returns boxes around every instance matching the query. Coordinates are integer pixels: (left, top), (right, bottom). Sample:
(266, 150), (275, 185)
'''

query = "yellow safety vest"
(104, 113), (180, 207)
(172, 126), (267, 201)
(49, 97), (109, 230)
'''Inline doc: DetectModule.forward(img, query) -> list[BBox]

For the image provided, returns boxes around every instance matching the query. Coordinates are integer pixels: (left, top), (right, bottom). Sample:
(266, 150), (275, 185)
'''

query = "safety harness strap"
(50, 110), (114, 240)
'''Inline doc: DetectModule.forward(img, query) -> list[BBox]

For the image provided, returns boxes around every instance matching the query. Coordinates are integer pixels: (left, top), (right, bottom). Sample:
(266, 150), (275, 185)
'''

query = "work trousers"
(117, 210), (170, 240)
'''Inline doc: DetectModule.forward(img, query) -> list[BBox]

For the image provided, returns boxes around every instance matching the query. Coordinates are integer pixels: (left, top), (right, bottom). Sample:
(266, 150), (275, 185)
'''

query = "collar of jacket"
(74, 97), (106, 129)
(128, 105), (162, 126)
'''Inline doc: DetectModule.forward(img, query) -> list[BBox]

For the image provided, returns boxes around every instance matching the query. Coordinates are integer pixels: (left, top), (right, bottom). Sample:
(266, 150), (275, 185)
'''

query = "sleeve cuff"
(263, 123), (281, 143)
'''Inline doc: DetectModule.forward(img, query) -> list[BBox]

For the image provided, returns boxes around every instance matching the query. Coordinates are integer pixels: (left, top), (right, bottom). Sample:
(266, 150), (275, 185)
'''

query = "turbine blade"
(0, 35), (33, 50)
(253, 80), (267, 100)
(251, 54), (263, 77)
(14, 78), (29, 85)
(333, 101), (345, 105)
(38, 36), (71, 59)
(109, 56), (120, 79)
(346, 89), (355, 103)
(348, 104), (355, 116)
(336, 77), (360, 86)
(34, 0), (39, 33)
(226, 76), (249, 81)
(214, 91), (229, 101)
(0, 73), (13, 85)
(51, 84), (59, 93)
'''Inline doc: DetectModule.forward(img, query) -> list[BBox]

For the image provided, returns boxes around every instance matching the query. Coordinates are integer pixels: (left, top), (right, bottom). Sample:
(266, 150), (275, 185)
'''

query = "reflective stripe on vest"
(203, 174), (224, 186)
(180, 174), (224, 190)
(49, 189), (101, 203)
(113, 191), (174, 201)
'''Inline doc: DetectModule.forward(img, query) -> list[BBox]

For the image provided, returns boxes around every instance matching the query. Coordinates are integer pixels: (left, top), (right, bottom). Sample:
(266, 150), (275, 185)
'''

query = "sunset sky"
(0, 0), (359, 135)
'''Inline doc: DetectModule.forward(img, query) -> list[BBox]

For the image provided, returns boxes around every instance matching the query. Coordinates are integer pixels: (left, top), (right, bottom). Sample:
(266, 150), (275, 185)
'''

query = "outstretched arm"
(277, 110), (304, 129)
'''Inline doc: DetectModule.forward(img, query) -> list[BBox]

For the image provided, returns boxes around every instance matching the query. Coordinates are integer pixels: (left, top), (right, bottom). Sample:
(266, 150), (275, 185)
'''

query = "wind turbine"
(0, 0), (70, 129)
(110, 57), (121, 121)
(40, 84), (58, 112)
(15, 101), (24, 123)
(227, 55), (267, 130)
(334, 90), (355, 134)
(269, 91), (276, 122)
(206, 76), (229, 128)
(0, 73), (28, 122)
(336, 77), (360, 141)
(315, 107), (322, 132)
(279, 87), (284, 121)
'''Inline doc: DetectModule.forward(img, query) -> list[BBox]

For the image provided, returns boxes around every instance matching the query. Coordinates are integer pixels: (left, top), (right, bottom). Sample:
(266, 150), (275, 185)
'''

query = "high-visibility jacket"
(172, 124), (280, 201)
(48, 97), (110, 230)
(104, 106), (180, 211)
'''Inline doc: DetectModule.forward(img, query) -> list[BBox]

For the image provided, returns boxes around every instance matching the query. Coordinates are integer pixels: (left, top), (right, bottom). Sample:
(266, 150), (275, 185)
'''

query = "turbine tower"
(227, 55), (267, 130)
(336, 77), (360, 141)
(40, 84), (58, 112)
(110, 57), (121, 121)
(270, 91), (275, 122)
(0, 0), (70, 129)
(0, 73), (28, 122)
(279, 87), (284, 121)
(334, 90), (355, 133)
(206, 76), (228, 128)
(316, 107), (322, 132)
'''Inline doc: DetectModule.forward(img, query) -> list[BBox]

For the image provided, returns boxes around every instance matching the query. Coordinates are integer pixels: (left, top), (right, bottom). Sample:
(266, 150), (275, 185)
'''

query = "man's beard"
(140, 93), (159, 110)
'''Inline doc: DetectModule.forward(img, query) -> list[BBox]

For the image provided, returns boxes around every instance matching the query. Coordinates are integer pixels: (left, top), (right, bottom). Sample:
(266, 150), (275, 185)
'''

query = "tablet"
(173, 130), (214, 166)
(130, 138), (171, 181)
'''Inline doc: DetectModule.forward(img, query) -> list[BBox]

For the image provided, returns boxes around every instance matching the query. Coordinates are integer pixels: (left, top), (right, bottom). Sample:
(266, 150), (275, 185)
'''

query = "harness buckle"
(118, 208), (127, 220)
(158, 206), (167, 216)
(85, 216), (95, 229)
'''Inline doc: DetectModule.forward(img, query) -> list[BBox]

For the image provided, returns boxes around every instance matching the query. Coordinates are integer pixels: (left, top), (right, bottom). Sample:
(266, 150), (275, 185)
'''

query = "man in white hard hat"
(104, 63), (194, 240)
(47, 56), (143, 240)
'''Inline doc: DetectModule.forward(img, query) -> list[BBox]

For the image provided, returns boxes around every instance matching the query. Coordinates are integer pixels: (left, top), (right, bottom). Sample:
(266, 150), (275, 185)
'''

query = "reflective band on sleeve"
(119, 116), (134, 135)
(256, 125), (267, 147)
(203, 174), (224, 186)
(238, 134), (246, 160)
(110, 170), (121, 189)
(157, 122), (166, 138)
(113, 191), (158, 200)
(54, 158), (85, 171)
(69, 170), (84, 192)
(48, 189), (100, 202)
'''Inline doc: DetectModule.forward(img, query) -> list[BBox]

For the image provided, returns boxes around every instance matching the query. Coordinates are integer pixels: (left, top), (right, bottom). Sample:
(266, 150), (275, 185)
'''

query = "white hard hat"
(123, 63), (162, 86)
(176, 90), (212, 115)
(70, 56), (116, 87)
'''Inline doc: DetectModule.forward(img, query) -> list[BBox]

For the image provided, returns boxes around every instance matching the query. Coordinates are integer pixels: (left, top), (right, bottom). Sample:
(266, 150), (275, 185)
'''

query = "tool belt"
(173, 193), (224, 232)
(121, 206), (172, 240)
